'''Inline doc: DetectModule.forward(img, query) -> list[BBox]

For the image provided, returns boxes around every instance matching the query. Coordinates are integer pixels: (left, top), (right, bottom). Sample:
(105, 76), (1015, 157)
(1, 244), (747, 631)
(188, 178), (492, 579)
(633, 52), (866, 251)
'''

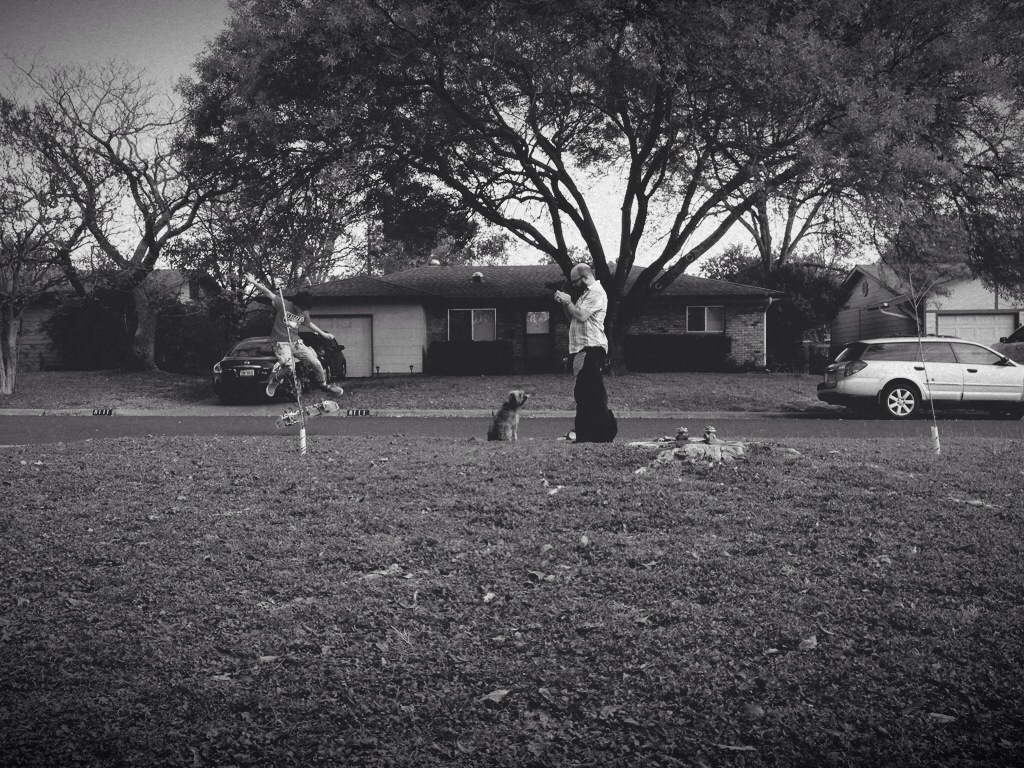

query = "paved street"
(2, 412), (1021, 446)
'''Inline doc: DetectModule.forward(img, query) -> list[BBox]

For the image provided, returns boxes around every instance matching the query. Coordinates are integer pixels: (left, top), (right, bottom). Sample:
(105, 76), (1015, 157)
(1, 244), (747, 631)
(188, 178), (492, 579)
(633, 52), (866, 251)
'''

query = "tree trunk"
(605, 297), (631, 374)
(130, 284), (159, 371)
(607, 328), (628, 375)
(0, 303), (19, 396)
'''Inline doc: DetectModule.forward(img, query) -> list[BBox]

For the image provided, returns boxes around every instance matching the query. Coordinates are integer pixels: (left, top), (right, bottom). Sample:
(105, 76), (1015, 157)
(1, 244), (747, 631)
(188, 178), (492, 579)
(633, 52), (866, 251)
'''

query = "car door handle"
(967, 369), (978, 373)
(914, 366), (925, 370)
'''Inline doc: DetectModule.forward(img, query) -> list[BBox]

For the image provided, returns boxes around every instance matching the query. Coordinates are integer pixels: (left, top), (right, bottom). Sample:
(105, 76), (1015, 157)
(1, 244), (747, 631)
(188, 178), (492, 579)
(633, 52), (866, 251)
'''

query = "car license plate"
(239, 369), (255, 377)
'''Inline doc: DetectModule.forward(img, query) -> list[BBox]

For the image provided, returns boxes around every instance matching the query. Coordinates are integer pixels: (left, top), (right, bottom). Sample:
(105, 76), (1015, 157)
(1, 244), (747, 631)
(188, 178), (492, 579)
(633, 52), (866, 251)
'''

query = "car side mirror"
(338, 344), (345, 350)
(999, 337), (1008, 343)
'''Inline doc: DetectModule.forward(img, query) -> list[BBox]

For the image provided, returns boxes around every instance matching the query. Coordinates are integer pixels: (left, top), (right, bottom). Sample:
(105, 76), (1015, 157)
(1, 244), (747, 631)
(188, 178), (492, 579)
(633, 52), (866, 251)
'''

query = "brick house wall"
(628, 302), (767, 367)
(425, 299), (768, 371)
(425, 301), (566, 374)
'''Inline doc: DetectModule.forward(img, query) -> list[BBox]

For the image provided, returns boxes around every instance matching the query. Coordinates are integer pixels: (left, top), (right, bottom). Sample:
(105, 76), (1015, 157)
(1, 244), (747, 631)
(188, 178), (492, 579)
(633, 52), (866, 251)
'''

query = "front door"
(524, 311), (554, 373)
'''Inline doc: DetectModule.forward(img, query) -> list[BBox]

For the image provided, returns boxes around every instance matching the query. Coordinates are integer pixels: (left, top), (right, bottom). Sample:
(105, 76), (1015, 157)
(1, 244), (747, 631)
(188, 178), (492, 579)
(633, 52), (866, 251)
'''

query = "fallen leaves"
(798, 634), (818, 651)
(481, 689), (510, 705)
(3, 435), (1023, 767)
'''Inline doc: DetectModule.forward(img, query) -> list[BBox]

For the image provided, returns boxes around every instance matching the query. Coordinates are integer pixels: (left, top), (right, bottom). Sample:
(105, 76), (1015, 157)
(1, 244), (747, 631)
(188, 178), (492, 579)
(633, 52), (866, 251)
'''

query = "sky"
(0, 0), (231, 85)
(0, 0), (736, 271)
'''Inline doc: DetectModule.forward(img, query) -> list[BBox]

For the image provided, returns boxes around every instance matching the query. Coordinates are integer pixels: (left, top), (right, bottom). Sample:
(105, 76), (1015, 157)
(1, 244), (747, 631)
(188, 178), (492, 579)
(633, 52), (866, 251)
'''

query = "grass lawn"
(0, 369), (831, 413)
(2, 432), (1023, 766)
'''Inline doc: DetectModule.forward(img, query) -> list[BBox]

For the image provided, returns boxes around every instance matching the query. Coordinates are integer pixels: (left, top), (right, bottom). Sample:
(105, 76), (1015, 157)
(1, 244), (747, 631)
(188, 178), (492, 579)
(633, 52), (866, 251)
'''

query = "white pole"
(280, 288), (308, 454)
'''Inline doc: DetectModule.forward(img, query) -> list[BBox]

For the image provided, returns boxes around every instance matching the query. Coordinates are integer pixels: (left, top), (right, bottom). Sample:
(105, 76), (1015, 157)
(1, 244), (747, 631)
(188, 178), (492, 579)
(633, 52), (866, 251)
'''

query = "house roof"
(308, 264), (781, 301)
(307, 274), (434, 299)
(842, 263), (905, 296)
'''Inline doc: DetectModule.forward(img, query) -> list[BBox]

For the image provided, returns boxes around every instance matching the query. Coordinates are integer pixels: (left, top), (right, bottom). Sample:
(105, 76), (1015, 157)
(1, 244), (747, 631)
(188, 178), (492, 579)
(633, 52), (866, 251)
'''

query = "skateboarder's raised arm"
(245, 275), (277, 300)
(305, 320), (334, 340)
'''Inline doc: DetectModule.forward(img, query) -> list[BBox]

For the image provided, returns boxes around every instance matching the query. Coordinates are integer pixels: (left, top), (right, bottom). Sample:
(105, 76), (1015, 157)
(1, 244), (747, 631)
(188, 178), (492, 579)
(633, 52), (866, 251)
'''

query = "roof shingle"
(307, 264), (781, 300)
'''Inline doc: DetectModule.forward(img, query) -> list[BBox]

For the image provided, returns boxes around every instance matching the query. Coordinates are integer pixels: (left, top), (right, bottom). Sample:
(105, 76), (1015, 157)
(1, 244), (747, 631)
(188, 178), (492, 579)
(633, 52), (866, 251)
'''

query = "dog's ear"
(519, 392), (530, 406)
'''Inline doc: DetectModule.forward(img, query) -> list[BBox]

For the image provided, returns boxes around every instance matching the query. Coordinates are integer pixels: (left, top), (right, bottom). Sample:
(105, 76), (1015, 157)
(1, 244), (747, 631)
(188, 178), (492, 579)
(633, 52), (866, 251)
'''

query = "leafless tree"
(3, 58), (221, 369)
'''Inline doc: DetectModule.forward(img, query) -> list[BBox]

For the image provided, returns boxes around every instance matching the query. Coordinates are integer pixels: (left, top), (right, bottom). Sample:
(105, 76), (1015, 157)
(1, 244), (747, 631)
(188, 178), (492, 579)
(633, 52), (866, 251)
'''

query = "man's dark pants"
(572, 346), (613, 443)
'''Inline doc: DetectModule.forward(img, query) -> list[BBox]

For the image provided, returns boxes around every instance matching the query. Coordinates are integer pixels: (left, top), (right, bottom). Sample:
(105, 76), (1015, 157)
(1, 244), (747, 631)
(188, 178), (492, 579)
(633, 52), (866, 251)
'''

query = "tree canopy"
(184, 0), (1024, 355)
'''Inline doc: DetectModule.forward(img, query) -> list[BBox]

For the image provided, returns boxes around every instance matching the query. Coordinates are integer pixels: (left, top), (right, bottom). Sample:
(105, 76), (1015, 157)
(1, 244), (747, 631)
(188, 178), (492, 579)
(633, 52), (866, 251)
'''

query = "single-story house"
(304, 264), (782, 376)
(829, 263), (1024, 356)
(16, 269), (211, 371)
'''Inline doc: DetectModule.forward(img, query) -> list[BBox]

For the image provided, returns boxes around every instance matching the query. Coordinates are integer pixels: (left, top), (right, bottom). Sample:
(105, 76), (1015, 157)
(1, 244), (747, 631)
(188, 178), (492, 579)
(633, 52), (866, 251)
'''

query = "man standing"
(554, 263), (617, 443)
(245, 275), (344, 398)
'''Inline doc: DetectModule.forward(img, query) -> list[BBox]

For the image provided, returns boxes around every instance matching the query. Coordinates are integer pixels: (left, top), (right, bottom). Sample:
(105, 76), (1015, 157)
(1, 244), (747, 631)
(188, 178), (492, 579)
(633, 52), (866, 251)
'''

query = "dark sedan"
(212, 333), (346, 404)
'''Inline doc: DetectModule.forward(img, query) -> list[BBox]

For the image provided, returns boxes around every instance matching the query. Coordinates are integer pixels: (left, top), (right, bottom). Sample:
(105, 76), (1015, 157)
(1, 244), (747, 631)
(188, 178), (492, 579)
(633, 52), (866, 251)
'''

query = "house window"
(687, 306), (725, 333)
(449, 309), (496, 341)
(526, 311), (550, 335)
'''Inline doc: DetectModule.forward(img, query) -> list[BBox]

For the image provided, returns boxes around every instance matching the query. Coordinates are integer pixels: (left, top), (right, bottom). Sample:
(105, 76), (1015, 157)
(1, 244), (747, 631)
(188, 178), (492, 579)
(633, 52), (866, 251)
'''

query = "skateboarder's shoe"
(324, 383), (344, 397)
(316, 400), (341, 416)
(266, 363), (283, 397)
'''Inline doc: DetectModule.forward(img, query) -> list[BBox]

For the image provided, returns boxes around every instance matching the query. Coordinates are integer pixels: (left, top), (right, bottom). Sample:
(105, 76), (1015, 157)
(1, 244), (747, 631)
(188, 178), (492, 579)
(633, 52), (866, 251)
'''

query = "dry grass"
(1, 369), (832, 413)
(2, 434), (1022, 766)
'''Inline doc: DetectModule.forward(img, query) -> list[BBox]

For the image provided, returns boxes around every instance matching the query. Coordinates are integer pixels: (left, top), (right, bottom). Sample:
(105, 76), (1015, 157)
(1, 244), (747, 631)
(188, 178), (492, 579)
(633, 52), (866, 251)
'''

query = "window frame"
(686, 305), (725, 334)
(448, 308), (497, 342)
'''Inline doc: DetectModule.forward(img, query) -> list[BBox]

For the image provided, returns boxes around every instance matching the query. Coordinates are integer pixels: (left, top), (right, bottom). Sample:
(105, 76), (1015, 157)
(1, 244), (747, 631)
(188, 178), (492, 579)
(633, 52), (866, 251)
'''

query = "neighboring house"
(830, 264), (1024, 355)
(304, 264), (782, 376)
(17, 296), (64, 372)
(16, 269), (211, 371)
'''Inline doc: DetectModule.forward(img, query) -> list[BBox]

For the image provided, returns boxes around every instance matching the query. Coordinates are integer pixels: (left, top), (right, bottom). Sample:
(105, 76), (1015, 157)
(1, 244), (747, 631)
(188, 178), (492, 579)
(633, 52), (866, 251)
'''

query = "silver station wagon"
(817, 337), (1024, 420)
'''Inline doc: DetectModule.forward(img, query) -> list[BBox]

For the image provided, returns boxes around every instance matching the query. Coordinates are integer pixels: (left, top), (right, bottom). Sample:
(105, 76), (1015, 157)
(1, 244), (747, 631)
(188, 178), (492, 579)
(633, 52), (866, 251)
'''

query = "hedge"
(426, 340), (514, 375)
(623, 334), (734, 372)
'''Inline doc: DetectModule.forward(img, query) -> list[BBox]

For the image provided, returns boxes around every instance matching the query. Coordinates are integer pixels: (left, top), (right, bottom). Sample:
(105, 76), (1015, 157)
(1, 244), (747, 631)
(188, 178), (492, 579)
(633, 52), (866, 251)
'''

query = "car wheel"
(881, 382), (920, 419)
(337, 356), (347, 380)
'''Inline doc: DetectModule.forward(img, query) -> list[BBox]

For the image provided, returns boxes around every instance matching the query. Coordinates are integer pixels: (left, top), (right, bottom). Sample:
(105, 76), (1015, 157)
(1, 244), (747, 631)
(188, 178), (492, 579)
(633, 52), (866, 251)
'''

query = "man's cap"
(570, 263), (592, 281)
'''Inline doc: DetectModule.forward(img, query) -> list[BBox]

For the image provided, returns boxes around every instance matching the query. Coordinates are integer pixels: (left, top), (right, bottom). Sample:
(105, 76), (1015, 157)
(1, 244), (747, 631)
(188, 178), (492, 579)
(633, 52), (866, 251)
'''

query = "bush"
(44, 290), (251, 374)
(42, 293), (134, 370)
(624, 334), (734, 372)
(155, 296), (237, 374)
(426, 340), (514, 375)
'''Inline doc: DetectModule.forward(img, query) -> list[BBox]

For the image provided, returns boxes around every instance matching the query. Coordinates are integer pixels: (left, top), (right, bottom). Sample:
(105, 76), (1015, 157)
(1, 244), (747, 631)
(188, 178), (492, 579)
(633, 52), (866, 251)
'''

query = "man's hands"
(554, 290), (571, 305)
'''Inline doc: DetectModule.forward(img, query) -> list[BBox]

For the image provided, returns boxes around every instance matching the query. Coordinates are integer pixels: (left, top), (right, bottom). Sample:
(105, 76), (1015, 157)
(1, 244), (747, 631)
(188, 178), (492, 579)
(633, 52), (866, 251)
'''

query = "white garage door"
(315, 316), (373, 377)
(936, 314), (1016, 346)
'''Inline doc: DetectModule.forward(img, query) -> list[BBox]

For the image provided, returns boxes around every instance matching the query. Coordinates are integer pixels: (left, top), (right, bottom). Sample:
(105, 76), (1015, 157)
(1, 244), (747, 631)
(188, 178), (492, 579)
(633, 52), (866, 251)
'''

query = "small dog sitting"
(487, 390), (531, 441)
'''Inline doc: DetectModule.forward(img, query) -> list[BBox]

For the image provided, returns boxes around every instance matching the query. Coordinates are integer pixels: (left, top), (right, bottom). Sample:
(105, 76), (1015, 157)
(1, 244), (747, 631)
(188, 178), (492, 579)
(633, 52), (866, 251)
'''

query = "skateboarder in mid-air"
(245, 275), (344, 399)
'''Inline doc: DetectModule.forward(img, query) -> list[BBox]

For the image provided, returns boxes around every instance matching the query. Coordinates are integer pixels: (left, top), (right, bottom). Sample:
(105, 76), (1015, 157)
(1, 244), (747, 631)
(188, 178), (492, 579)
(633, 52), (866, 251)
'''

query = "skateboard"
(276, 399), (341, 428)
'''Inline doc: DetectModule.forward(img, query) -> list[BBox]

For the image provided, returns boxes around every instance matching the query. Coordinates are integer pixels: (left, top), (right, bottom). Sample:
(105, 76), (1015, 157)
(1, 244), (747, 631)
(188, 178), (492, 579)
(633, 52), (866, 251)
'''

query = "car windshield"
(229, 340), (274, 357)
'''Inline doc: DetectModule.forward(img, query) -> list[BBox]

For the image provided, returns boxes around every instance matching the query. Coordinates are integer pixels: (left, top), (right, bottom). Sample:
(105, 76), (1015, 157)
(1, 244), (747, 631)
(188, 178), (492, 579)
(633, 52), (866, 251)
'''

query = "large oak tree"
(183, 0), (1024, 362)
